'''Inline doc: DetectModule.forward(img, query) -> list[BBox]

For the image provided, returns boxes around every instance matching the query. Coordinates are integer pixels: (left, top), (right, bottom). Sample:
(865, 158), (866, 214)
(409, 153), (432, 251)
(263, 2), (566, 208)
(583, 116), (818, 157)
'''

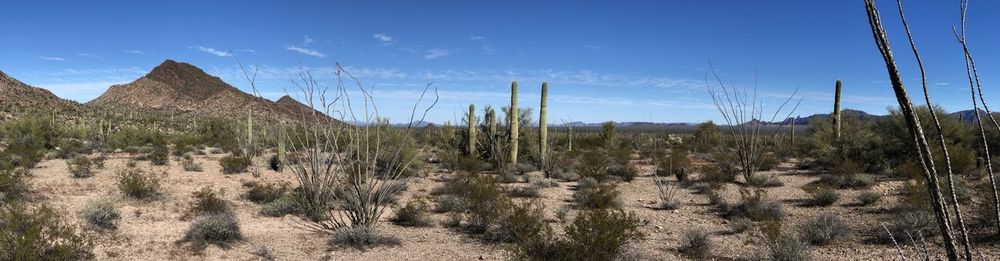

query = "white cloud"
(934, 82), (951, 86)
(303, 36), (315, 45)
(193, 46), (233, 57)
(39, 56), (66, 61)
(585, 45), (603, 50)
(373, 33), (394, 46)
(286, 46), (326, 57)
(122, 49), (144, 55)
(469, 35), (485, 41)
(424, 49), (452, 59)
(481, 45), (496, 55)
(37, 81), (121, 102)
(76, 53), (102, 59)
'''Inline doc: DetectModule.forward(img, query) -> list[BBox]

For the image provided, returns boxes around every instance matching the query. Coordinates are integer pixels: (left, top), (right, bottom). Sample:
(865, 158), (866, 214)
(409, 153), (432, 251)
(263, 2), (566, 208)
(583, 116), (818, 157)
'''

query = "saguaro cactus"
(509, 81), (519, 166)
(277, 135), (286, 168)
(790, 115), (798, 144)
(539, 82), (548, 166)
(833, 80), (842, 139)
(467, 104), (476, 155)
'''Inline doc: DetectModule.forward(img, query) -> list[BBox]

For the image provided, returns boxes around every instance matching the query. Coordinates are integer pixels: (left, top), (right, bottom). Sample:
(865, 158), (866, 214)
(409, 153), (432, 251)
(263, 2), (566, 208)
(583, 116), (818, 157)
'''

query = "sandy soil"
(22, 152), (1000, 260)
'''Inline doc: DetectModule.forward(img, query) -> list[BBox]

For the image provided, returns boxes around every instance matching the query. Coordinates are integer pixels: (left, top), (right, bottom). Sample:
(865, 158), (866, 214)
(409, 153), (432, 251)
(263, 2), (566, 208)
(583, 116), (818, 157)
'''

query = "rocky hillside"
(88, 60), (323, 121)
(0, 70), (81, 115)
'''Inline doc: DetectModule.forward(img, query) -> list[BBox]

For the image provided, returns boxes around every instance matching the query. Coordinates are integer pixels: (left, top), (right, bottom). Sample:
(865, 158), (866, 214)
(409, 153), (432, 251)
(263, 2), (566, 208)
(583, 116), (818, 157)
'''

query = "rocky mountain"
(0, 70), (81, 115)
(776, 109), (883, 125)
(88, 60), (325, 121)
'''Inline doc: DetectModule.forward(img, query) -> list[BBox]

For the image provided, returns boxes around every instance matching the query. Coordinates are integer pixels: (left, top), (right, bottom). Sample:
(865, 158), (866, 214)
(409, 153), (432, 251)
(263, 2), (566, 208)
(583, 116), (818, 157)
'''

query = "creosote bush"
(391, 199), (433, 227)
(182, 156), (203, 172)
(181, 212), (242, 247)
(242, 181), (289, 204)
(572, 183), (622, 209)
(68, 156), (93, 178)
(720, 188), (783, 222)
(219, 155), (251, 174)
(809, 188), (840, 207)
(329, 226), (401, 250)
(1, 204), (94, 260)
(512, 208), (643, 261)
(856, 190), (881, 206)
(79, 198), (120, 230)
(186, 186), (230, 218)
(0, 168), (31, 203)
(116, 167), (160, 199)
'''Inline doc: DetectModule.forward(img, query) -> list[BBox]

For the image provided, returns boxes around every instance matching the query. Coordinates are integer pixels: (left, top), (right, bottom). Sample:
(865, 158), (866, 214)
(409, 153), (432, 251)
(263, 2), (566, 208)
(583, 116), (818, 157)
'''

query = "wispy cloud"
(469, 35), (485, 41)
(481, 45), (497, 55)
(424, 49), (452, 59)
(192, 46), (233, 57)
(76, 53), (102, 59)
(303, 36), (314, 45)
(286, 46), (325, 57)
(37, 81), (121, 102)
(934, 82), (951, 86)
(373, 33), (394, 46)
(39, 56), (66, 61)
(122, 49), (144, 55)
(585, 45), (603, 50)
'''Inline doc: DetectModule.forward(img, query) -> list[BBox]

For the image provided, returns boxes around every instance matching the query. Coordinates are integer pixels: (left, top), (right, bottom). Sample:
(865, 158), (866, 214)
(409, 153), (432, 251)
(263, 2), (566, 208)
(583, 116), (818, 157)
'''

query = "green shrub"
(810, 188), (840, 207)
(0, 204), (94, 260)
(679, 229), (712, 258)
(747, 174), (783, 188)
(764, 233), (812, 261)
(1, 114), (58, 168)
(186, 187), (230, 218)
(573, 183), (622, 209)
(513, 208), (643, 261)
(116, 167), (160, 199)
(68, 156), (93, 178)
(182, 157), (203, 172)
(259, 193), (300, 217)
(79, 198), (119, 230)
(721, 188), (783, 222)
(798, 213), (846, 245)
(242, 181), (289, 204)
(606, 164), (637, 182)
(857, 191), (881, 206)
(434, 195), (471, 213)
(0, 168), (31, 203)
(391, 199), (433, 227)
(728, 217), (755, 234)
(219, 155), (251, 174)
(509, 183), (543, 198)
(329, 226), (400, 250)
(181, 212), (242, 247)
(485, 200), (549, 243)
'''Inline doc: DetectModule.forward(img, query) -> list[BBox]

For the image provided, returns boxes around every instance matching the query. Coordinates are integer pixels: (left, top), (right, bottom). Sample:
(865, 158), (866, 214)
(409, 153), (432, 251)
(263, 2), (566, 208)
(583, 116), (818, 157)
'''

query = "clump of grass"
(181, 156), (203, 172)
(181, 212), (242, 247)
(116, 167), (160, 199)
(67, 156), (93, 178)
(764, 233), (812, 261)
(728, 218), (755, 234)
(219, 155), (251, 174)
(810, 188), (840, 207)
(679, 229), (712, 258)
(79, 198), (120, 230)
(572, 183), (622, 209)
(242, 181), (289, 204)
(798, 213), (847, 245)
(856, 190), (881, 206)
(720, 188), (783, 222)
(508, 183), (543, 198)
(391, 199), (433, 227)
(329, 226), (401, 250)
(747, 174), (783, 188)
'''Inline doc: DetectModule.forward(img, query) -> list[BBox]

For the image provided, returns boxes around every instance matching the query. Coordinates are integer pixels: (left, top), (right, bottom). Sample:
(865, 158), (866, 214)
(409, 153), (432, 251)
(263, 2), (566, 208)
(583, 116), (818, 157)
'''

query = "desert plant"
(573, 183), (622, 209)
(242, 181), (289, 204)
(0, 167), (30, 203)
(485, 200), (549, 243)
(390, 199), (433, 227)
(512, 208), (642, 261)
(79, 198), (120, 230)
(679, 229), (712, 258)
(181, 212), (242, 247)
(721, 188), (783, 222)
(259, 193), (301, 217)
(509, 81), (520, 167)
(763, 233), (812, 261)
(0, 204), (94, 260)
(798, 213), (847, 245)
(810, 188), (840, 207)
(116, 167), (160, 199)
(186, 186), (230, 217)
(68, 156), (93, 178)
(219, 155), (250, 174)
(857, 190), (881, 206)
(148, 143), (168, 165)
(182, 157), (203, 172)
(329, 226), (401, 250)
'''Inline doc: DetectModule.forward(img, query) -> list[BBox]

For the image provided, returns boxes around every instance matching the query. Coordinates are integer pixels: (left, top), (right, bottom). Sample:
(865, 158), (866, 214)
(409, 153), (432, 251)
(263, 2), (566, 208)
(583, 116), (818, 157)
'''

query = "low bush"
(747, 174), (783, 188)
(606, 164), (637, 182)
(798, 213), (847, 245)
(259, 193), (300, 217)
(856, 191), (881, 206)
(79, 198), (120, 230)
(0, 168), (31, 203)
(720, 189), (783, 222)
(181, 212), (242, 247)
(116, 167), (160, 199)
(182, 157), (203, 172)
(329, 226), (400, 250)
(148, 144), (169, 165)
(679, 229), (712, 258)
(728, 217), (755, 234)
(1, 204), (94, 260)
(572, 183), (622, 209)
(764, 233), (812, 261)
(391, 199), (433, 227)
(242, 181), (289, 204)
(219, 155), (251, 174)
(186, 187), (230, 218)
(67, 156), (93, 178)
(509, 183), (543, 198)
(512, 208), (643, 261)
(810, 188), (840, 207)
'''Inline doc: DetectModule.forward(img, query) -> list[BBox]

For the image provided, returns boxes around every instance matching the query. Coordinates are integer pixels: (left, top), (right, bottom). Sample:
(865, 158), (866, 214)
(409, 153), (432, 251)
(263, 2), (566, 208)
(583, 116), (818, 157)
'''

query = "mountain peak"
(276, 95), (295, 103)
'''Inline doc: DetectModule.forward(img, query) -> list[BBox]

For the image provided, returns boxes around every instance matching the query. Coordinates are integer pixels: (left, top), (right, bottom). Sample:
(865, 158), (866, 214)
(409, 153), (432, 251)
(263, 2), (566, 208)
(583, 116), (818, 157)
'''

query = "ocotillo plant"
(539, 82), (548, 167)
(509, 81), (519, 166)
(833, 80), (842, 139)
(467, 104), (476, 155)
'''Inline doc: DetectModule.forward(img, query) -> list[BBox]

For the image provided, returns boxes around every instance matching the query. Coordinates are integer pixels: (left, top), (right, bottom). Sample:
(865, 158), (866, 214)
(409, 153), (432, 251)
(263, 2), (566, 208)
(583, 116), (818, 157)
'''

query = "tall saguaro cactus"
(467, 104), (476, 155)
(833, 80), (843, 139)
(539, 82), (548, 166)
(509, 81), (519, 166)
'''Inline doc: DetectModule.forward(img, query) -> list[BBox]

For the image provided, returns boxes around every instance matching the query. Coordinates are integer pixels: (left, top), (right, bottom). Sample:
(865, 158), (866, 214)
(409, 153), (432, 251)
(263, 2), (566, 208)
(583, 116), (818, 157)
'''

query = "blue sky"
(1, 0), (997, 123)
